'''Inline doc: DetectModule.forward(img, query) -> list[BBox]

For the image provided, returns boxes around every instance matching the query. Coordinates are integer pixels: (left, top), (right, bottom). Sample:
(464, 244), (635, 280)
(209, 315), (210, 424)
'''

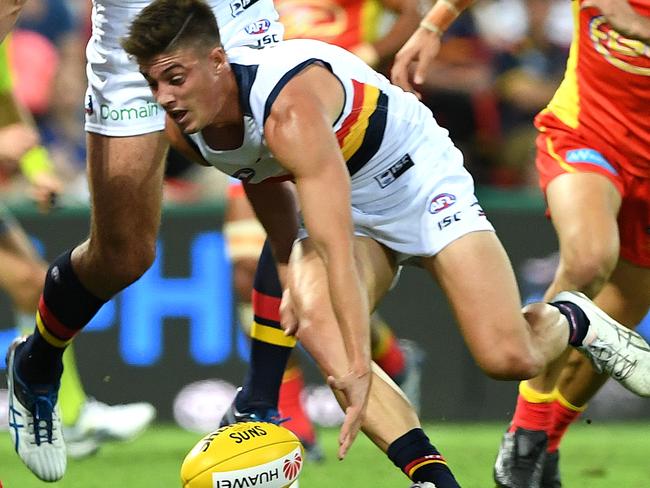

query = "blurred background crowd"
(0, 0), (573, 206)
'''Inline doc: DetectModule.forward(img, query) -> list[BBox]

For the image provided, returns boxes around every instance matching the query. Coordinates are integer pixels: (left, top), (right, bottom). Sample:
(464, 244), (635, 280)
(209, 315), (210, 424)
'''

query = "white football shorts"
(297, 124), (495, 264)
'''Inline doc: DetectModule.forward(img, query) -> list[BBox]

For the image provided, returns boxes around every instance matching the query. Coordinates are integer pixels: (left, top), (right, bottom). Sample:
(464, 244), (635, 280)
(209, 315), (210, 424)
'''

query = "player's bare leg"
(490, 172), (650, 487)
(289, 237), (461, 487)
(422, 231), (569, 381)
(74, 132), (167, 297)
(8, 132), (167, 481)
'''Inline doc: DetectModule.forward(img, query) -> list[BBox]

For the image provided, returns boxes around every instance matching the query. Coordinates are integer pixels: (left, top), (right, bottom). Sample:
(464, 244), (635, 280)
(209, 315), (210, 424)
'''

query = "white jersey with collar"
(188, 38), (455, 187)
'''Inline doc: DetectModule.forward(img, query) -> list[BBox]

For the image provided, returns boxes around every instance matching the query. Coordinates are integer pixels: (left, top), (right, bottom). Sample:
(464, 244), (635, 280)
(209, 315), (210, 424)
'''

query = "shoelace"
(586, 339), (637, 379)
(31, 396), (56, 446)
(247, 410), (290, 425)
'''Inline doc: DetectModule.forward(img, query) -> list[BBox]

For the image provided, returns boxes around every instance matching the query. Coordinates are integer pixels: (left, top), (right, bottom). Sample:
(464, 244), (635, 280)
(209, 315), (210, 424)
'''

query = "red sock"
(547, 394), (584, 452)
(373, 330), (406, 381)
(508, 381), (554, 433)
(278, 367), (316, 445)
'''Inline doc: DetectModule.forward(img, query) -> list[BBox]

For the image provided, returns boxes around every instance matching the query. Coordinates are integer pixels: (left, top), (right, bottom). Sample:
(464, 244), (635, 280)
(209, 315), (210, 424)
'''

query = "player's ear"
(209, 46), (227, 72)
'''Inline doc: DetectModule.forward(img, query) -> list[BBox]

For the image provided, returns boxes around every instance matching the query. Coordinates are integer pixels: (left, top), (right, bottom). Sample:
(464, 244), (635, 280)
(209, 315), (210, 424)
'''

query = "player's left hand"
(327, 366), (372, 460)
(391, 28), (442, 99)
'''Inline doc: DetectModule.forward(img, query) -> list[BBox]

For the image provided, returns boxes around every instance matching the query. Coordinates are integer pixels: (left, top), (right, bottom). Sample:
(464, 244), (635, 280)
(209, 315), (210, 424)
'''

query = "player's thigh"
(546, 172), (621, 269)
(421, 230), (529, 360)
(288, 236), (395, 374)
(86, 131), (167, 245)
(594, 258), (650, 328)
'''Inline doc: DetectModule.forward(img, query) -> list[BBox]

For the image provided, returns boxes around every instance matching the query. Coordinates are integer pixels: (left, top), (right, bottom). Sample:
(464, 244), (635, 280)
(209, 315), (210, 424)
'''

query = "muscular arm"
(264, 65), (371, 373)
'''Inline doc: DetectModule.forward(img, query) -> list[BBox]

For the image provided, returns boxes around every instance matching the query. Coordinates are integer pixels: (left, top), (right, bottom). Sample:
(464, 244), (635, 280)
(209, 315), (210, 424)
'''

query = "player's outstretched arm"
(583, 0), (650, 44)
(264, 65), (372, 460)
(391, 0), (473, 97)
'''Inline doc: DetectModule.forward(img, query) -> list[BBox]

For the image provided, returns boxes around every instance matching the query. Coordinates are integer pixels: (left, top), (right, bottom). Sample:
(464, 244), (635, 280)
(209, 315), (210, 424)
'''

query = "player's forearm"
(419, 0), (474, 37)
(371, 2), (421, 61)
(327, 259), (372, 373)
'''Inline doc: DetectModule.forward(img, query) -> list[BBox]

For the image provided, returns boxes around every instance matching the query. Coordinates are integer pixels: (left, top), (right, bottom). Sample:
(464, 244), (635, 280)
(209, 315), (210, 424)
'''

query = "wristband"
(421, 0), (473, 34)
(419, 20), (444, 36)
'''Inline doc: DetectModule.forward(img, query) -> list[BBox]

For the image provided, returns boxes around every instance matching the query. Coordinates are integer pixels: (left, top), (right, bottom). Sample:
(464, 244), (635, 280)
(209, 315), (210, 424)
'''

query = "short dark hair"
(121, 0), (221, 63)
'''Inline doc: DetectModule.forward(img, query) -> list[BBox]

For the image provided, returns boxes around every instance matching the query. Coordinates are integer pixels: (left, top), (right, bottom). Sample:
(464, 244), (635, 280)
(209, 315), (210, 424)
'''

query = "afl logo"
(429, 193), (456, 214)
(232, 168), (256, 182)
(245, 19), (271, 35)
(282, 452), (302, 480)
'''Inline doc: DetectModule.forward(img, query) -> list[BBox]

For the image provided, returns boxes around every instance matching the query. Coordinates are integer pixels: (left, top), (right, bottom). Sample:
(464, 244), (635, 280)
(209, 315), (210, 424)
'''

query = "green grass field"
(1, 422), (649, 487)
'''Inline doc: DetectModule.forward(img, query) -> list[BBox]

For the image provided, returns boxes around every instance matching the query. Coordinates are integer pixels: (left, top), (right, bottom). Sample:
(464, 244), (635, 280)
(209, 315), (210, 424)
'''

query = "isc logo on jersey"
(245, 19), (271, 35)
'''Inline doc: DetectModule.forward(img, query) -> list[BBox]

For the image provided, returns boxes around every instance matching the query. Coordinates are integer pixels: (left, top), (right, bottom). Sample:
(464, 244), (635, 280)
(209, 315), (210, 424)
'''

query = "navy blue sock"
(237, 241), (293, 411)
(387, 428), (461, 487)
(16, 250), (106, 386)
(549, 301), (590, 347)
(14, 330), (64, 387)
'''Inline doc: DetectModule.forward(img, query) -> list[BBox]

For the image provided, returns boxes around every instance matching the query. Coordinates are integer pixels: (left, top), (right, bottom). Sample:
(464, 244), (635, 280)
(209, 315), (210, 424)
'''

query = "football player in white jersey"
(5, 0), (291, 483)
(122, 1), (650, 487)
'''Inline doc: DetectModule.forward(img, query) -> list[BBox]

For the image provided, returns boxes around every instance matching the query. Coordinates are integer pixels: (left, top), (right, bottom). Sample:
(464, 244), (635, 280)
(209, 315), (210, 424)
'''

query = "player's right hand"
(327, 366), (372, 460)
(391, 28), (442, 99)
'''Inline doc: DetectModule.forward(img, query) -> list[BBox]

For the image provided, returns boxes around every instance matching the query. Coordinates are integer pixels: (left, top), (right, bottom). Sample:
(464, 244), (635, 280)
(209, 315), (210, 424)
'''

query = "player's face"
(140, 47), (231, 134)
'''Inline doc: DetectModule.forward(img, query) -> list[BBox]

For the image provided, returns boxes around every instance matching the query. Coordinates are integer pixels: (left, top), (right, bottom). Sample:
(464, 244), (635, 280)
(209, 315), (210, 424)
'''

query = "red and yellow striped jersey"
(543, 0), (650, 176)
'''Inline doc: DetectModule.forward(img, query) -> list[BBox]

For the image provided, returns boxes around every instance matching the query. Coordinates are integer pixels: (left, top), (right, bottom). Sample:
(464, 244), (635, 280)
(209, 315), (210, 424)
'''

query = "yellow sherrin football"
(181, 422), (304, 488)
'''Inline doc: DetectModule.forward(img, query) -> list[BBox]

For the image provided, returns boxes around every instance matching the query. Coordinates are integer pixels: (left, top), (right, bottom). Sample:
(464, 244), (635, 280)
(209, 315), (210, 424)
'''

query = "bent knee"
(93, 237), (157, 287)
(559, 249), (617, 294)
(477, 348), (543, 381)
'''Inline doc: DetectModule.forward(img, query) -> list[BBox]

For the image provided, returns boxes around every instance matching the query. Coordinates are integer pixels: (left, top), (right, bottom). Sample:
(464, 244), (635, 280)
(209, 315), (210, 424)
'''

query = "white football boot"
(6, 337), (67, 481)
(64, 398), (156, 458)
(554, 291), (650, 396)
(409, 483), (437, 487)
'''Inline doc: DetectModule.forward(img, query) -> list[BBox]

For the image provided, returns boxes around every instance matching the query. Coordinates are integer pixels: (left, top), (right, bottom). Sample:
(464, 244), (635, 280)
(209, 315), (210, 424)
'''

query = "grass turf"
(1, 422), (649, 487)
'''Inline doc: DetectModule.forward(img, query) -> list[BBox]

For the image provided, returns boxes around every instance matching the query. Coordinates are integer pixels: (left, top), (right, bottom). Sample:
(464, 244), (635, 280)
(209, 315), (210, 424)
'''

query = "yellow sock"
(59, 344), (88, 426)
